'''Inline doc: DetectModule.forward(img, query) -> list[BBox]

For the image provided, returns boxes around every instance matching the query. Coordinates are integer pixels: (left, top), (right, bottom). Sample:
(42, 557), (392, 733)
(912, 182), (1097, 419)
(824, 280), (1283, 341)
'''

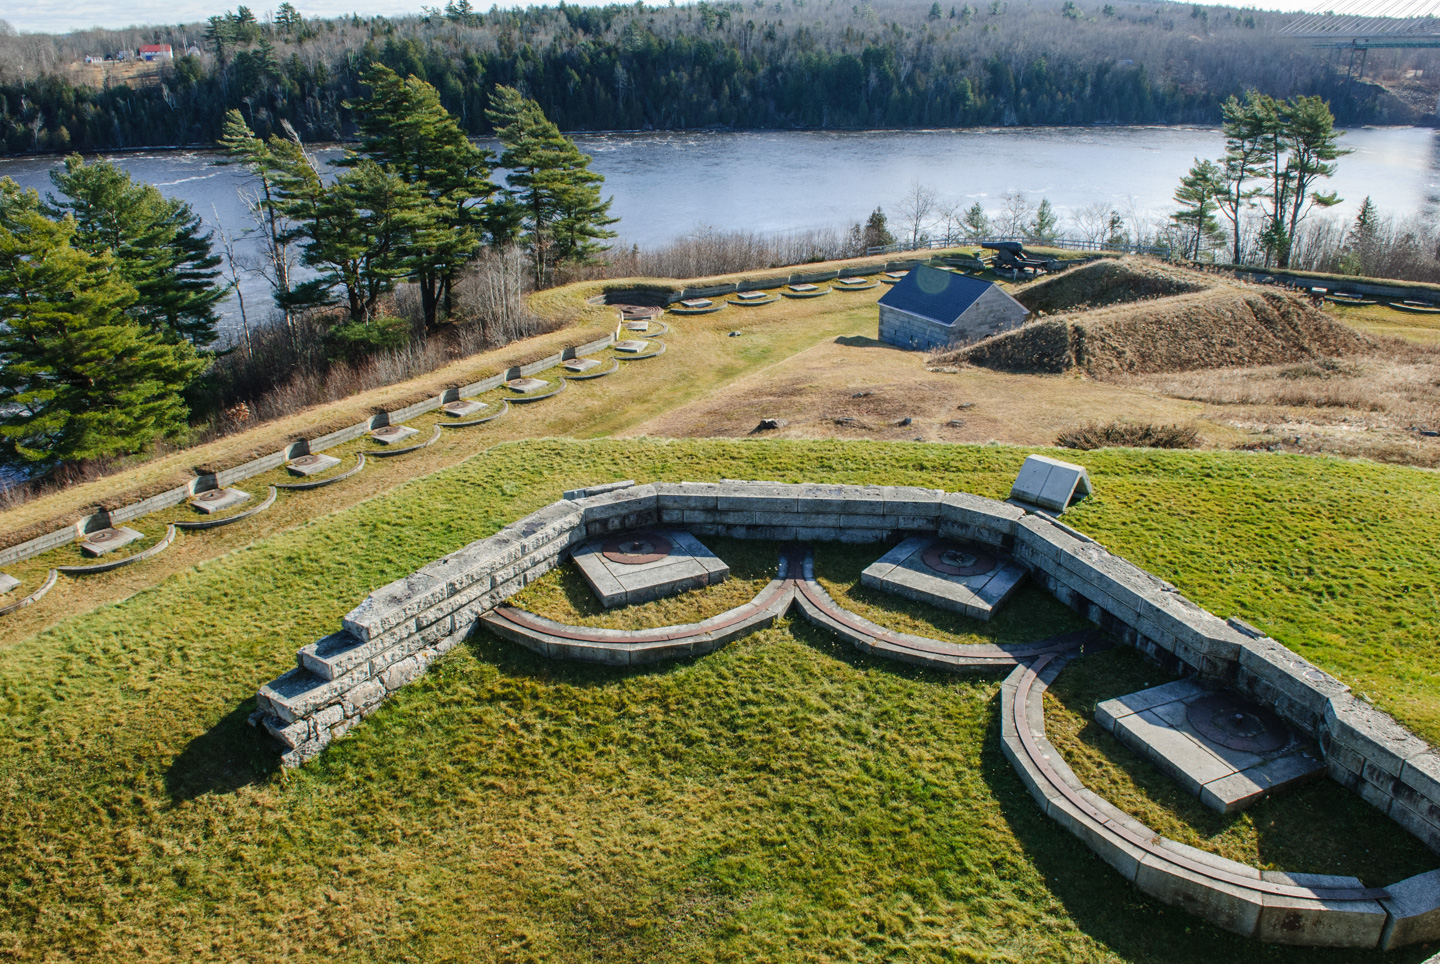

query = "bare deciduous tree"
(996, 191), (1035, 238)
(896, 179), (939, 247)
(1069, 201), (1114, 247)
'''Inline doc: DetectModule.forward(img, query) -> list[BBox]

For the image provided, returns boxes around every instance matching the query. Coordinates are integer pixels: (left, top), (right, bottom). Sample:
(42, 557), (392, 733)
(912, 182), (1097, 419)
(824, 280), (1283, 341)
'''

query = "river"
(1, 125), (1437, 337)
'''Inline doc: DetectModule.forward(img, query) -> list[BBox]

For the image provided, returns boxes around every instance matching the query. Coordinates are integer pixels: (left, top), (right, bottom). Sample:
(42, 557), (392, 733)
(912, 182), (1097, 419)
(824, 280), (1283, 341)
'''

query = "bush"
(325, 316), (411, 364)
(1056, 421), (1200, 450)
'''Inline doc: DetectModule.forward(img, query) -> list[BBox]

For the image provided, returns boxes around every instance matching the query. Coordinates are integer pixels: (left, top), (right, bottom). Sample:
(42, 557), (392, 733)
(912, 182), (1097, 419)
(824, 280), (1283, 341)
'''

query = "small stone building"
(877, 265), (1030, 351)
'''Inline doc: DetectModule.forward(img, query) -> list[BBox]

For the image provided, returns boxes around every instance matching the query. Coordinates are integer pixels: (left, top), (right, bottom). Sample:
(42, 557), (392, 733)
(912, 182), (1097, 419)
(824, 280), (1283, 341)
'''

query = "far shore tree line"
(0, 71), (615, 475)
(861, 90), (1438, 283)
(3, 0), (1424, 156)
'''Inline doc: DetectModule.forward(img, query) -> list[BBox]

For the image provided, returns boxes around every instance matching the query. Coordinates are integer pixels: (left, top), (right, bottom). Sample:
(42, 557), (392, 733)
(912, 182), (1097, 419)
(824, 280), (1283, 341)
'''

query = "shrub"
(325, 316), (411, 364)
(1056, 420), (1201, 450)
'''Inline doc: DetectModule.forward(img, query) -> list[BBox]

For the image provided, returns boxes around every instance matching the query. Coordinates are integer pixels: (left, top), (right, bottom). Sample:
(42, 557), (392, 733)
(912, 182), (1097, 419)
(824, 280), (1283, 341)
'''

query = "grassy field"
(2, 438), (1438, 963)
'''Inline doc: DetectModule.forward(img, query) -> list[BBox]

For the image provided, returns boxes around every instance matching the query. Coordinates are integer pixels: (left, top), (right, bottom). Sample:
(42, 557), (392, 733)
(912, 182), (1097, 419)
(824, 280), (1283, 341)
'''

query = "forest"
(0, 0), (1432, 155)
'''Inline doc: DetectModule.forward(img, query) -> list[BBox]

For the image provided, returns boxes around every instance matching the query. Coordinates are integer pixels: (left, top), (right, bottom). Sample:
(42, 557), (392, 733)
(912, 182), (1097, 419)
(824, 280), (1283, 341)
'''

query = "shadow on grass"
(833, 335), (907, 351)
(164, 698), (280, 803)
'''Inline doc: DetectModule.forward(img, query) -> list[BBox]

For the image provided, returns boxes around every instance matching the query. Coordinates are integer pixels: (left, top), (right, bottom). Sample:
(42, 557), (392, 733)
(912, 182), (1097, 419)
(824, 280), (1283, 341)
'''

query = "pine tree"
(1028, 198), (1059, 242)
(347, 65), (499, 329)
(1276, 95), (1348, 269)
(0, 180), (204, 467)
(1217, 91), (1273, 264)
(863, 207), (896, 249)
(45, 155), (225, 347)
(961, 201), (989, 239)
(1171, 157), (1226, 260)
(486, 86), (617, 287)
(301, 161), (431, 323)
(1340, 195), (1378, 276)
(217, 110), (307, 332)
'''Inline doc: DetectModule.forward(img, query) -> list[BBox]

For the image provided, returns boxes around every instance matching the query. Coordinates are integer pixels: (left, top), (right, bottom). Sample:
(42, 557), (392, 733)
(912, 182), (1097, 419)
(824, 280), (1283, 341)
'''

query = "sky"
(3, 0), (1350, 37)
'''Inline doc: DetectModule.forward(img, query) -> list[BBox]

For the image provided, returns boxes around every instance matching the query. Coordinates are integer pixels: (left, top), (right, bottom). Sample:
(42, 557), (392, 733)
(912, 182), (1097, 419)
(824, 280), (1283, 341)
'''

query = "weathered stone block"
(1256, 888), (1385, 948)
(571, 484), (659, 524)
(340, 678), (385, 717)
(1238, 636), (1350, 722)
(651, 481), (720, 511)
(1134, 852), (1263, 937)
(382, 655), (424, 691)
(260, 665), (364, 724)
(793, 483), (885, 515)
(1381, 869), (1440, 950)
(1323, 696), (1430, 781)
(299, 630), (371, 682)
(343, 572), (447, 642)
(263, 715), (310, 749)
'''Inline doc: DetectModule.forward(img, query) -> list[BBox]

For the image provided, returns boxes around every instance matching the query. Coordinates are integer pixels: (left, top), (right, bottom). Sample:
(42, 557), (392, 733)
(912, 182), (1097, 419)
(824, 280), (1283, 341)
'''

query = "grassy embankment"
(0, 276), (879, 637)
(1, 438), (1438, 963)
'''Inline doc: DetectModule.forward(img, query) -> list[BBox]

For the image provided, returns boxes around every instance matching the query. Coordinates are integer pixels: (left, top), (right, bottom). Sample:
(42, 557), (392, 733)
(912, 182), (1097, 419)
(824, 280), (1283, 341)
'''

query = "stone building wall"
(878, 287), (1029, 351)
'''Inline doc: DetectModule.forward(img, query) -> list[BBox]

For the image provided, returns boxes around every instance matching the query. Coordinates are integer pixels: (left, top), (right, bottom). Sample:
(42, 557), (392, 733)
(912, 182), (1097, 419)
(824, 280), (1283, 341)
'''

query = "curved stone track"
(483, 545), (1090, 675)
(999, 654), (1439, 951)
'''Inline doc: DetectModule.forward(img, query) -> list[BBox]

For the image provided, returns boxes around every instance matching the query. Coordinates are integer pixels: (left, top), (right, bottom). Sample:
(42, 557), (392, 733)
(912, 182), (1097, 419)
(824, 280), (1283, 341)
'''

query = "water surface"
(3, 125), (1436, 336)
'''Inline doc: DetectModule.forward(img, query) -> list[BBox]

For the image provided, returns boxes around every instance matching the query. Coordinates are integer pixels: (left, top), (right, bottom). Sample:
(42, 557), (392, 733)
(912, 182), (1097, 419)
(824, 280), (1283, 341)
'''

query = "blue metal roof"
(877, 265), (995, 326)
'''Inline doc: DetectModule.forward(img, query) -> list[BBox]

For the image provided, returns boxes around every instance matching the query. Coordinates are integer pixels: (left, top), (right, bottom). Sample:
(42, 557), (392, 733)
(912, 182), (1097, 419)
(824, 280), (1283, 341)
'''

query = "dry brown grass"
(1055, 421), (1201, 451)
(1131, 343), (1440, 468)
(940, 258), (1371, 379)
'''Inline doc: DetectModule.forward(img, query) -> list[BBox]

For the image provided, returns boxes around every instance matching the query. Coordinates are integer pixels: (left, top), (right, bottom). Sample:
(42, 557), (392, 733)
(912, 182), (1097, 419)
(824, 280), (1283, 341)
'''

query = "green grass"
(1044, 647), (1436, 888)
(511, 536), (779, 630)
(2, 438), (1439, 963)
(812, 543), (1089, 648)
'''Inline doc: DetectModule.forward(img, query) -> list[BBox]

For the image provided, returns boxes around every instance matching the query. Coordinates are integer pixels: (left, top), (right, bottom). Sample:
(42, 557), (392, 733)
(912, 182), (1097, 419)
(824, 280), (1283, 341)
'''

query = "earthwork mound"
(937, 257), (1373, 379)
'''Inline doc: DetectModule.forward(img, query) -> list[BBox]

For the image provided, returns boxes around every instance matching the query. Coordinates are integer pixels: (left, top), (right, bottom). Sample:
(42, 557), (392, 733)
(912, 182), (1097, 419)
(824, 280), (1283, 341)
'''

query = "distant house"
(139, 44), (174, 62)
(876, 265), (1030, 351)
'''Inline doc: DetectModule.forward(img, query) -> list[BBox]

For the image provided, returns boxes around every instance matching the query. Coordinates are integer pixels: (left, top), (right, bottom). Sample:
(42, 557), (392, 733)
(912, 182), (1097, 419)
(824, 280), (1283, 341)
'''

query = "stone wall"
(252, 477), (1440, 865)
(0, 334), (617, 568)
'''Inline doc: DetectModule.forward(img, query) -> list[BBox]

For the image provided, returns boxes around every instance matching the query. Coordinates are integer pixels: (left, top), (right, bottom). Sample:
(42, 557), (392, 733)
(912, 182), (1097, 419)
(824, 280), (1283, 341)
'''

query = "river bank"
(3, 126), (1437, 335)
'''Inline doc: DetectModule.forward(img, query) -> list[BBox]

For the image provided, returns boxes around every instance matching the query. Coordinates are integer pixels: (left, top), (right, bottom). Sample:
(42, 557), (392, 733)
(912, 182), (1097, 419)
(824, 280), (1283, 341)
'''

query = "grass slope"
(1, 438), (1438, 963)
(950, 259), (1371, 378)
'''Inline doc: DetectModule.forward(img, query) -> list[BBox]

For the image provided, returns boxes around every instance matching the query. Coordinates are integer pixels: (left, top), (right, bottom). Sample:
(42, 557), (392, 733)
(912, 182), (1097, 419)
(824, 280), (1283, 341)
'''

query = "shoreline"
(1, 122), (1432, 162)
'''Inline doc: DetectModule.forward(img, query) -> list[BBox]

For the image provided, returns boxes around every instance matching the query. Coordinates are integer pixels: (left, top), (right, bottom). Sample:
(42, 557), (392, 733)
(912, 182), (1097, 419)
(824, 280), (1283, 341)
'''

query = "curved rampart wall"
(251, 479), (1440, 862)
(0, 334), (617, 568)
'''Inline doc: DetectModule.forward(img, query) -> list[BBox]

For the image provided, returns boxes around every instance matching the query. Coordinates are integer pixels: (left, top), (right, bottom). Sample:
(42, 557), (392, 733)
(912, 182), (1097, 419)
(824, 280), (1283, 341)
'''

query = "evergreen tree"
(347, 65), (499, 329)
(1217, 91), (1273, 264)
(1028, 198), (1059, 242)
(45, 155), (225, 347)
(962, 201), (990, 238)
(299, 161), (431, 323)
(0, 181), (204, 467)
(863, 207), (896, 249)
(217, 110), (307, 332)
(1171, 157), (1226, 260)
(486, 86), (617, 287)
(1340, 195), (1378, 276)
(274, 2), (302, 30)
(1275, 95), (1347, 269)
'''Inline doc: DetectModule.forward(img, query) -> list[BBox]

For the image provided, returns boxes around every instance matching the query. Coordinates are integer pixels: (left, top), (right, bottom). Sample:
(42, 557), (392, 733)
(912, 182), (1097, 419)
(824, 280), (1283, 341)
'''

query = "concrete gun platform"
(287, 453), (341, 476)
(78, 526), (144, 557)
(860, 536), (1026, 621)
(189, 487), (251, 514)
(572, 529), (730, 608)
(1096, 679), (1324, 813)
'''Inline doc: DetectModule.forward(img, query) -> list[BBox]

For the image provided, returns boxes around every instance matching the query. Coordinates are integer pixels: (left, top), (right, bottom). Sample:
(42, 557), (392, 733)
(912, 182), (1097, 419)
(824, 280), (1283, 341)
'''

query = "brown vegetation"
(1056, 421), (1201, 451)
(1131, 341), (1440, 468)
(940, 258), (1371, 379)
